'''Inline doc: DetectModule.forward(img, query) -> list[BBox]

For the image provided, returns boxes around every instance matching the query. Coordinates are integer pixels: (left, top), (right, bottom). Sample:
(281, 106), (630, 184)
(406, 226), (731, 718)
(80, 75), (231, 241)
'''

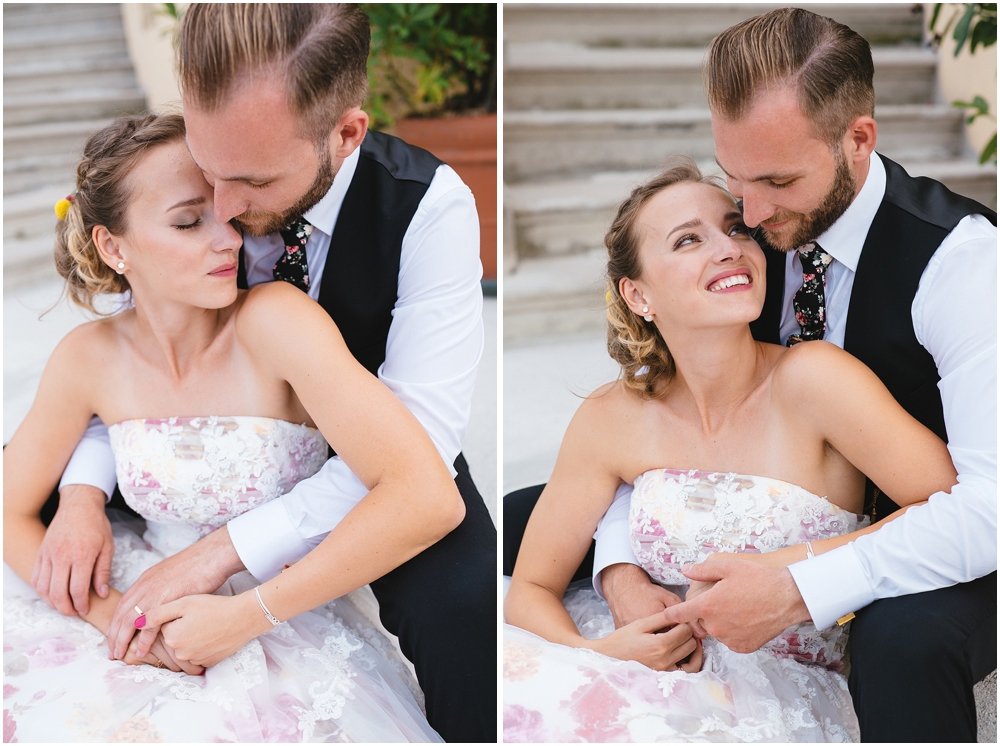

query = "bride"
(3, 113), (463, 743)
(502, 158), (957, 742)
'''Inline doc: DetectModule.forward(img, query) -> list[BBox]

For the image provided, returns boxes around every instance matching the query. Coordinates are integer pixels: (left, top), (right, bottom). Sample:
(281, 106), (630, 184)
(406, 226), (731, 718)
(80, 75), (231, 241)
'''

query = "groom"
(33, 4), (494, 742)
(505, 8), (995, 742)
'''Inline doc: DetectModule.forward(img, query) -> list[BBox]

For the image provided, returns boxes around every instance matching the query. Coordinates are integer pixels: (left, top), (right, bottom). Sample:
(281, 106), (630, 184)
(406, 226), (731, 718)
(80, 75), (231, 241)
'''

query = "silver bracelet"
(805, 541), (816, 560)
(254, 586), (282, 626)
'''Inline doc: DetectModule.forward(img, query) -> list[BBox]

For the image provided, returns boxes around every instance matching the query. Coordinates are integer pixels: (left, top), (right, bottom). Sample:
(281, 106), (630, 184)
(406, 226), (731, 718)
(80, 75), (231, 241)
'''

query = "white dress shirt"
(60, 142), (484, 582)
(592, 153), (997, 628)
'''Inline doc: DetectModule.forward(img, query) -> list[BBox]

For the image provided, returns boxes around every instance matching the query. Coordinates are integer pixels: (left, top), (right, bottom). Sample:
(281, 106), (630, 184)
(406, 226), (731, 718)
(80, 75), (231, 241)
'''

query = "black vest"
(238, 130), (443, 376)
(749, 155), (997, 519)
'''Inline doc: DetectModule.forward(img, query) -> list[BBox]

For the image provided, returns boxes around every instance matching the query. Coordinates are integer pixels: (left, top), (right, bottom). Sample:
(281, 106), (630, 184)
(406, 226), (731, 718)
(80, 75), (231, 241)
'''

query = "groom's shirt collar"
(302, 144), (361, 239)
(812, 152), (886, 272)
(241, 144), (362, 298)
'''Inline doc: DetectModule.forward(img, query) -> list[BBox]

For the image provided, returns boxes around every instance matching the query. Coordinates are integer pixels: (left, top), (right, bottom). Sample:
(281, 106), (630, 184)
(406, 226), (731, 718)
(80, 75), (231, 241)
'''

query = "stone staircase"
(4, 3), (147, 288)
(503, 3), (997, 343)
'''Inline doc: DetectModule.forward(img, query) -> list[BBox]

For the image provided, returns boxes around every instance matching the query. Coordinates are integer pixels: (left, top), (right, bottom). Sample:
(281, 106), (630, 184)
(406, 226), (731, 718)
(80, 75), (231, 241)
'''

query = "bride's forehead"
(640, 182), (735, 224)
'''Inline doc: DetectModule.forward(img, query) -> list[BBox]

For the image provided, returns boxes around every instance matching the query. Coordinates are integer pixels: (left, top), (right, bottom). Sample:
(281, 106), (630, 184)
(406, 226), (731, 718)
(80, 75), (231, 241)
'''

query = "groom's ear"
(843, 115), (877, 166)
(330, 107), (369, 160)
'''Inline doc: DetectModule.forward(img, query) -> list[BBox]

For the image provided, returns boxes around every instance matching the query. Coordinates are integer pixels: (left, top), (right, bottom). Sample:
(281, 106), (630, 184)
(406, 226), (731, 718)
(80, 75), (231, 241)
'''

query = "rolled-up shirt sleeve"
(592, 482), (640, 599)
(789, 216), (997, 629)
(229, 165), (483, 581)
(58, 416), (118, 501)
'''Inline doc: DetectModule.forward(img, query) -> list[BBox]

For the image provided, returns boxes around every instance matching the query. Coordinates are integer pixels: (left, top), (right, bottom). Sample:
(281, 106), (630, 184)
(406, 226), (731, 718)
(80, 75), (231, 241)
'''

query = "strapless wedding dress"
(504, 469), (866, 743)
(3, 416), (441, 743)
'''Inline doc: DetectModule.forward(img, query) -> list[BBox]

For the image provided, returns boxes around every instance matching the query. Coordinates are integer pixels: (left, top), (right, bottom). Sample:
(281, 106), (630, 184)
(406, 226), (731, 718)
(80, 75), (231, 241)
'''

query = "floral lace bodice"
(108, 416), (328, 555)
(630, 469), (869, 671)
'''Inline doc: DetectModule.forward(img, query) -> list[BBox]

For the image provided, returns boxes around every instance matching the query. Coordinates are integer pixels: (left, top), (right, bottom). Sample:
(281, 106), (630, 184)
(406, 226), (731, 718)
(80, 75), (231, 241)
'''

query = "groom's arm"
(593, 483), (685, 627)
(226, 164), (483, 580)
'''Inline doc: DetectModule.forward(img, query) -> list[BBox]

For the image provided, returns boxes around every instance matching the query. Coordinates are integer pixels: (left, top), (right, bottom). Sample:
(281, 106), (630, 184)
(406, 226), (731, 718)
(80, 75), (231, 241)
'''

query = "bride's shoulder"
(573, 379), (643, 428)
(771, 340), (874, 401)
(55, 313), (128, 355)
(234, 283), (338, 338)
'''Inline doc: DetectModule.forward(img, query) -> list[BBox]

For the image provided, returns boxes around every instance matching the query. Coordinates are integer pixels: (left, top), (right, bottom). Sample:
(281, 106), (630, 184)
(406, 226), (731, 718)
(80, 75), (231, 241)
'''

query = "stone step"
(504, 105), (965, 182)
(4, 87), (147, 126)
(508, 159), (998, 258)
(4, 55), (138, 95)
(2, 3), (123, 30)
(3, 22), (129, 66)
(5, 118), (115, 160)
(503, 3), (924, 48)
(505, 44), (937, 110)
(2, 236), (62, 291)
(3, 14), (126, 47)
(3, 154), (80, 197)
(4, 183), (74, 242)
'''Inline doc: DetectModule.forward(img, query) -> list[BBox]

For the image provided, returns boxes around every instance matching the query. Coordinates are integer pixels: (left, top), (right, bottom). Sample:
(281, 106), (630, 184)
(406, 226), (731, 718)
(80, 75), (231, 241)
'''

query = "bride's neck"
(130, 295), (230, 381)
(661, 324), (767, 433)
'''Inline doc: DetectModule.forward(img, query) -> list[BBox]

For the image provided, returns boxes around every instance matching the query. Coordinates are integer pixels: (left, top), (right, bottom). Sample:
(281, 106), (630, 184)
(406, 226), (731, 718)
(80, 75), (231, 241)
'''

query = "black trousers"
(45, 454), (497, 743)
(848, 571), (996, 742)
(504, 484), (996, 742)
(369, 454), (497, 742)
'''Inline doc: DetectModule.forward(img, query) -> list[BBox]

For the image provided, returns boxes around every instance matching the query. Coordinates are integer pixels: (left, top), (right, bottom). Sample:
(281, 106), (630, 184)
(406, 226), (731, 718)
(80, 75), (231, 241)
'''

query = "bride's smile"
(619, 181), (766, 336)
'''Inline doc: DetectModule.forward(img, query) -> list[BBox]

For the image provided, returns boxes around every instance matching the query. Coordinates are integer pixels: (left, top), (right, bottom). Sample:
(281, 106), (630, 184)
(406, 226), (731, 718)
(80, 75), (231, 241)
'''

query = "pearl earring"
(642, 306), (653, 322)
(116, 261), (125, 275)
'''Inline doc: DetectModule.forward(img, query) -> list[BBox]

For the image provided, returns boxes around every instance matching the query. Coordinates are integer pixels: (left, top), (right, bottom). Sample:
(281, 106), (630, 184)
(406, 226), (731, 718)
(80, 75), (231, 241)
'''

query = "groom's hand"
(107, 526), (245, 661)
(31, 484), (113, 616)
(601, 563), (682, 629)
(661, 557), (811, 653)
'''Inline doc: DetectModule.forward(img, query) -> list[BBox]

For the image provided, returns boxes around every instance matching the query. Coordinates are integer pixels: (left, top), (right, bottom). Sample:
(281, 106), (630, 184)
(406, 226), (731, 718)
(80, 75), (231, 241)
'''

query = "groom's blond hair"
(178, 4), (369, 142)
(705, 8), (875, 147)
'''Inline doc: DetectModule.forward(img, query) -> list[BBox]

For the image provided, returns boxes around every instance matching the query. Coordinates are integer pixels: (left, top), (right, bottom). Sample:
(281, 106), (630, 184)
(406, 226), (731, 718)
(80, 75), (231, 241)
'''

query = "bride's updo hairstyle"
(54, 113), (187, 315)
(605, 156), (729, 397)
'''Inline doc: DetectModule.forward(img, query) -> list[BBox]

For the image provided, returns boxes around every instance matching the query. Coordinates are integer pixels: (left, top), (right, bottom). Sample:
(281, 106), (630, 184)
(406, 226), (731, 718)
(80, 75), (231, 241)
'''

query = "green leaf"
(970, 18), (998, 51)
(930, 2), (944, 31)
(979, 133), (997, 164)
(953, 4), (977, 55)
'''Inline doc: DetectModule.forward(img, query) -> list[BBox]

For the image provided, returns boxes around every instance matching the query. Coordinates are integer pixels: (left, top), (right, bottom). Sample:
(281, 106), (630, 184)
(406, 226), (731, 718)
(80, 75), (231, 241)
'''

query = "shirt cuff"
(592, 533), (641, 600)
(227, 499), (313, 582)
(59, 436), (118, 502)
(787, 543), (876, 629)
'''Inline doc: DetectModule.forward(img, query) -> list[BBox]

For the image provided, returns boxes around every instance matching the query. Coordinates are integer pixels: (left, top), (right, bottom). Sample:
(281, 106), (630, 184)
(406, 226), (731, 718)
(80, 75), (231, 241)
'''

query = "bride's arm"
(2, 325), (121, 632)
(133, 283), (466, 662)
(718, 341), (957, 572)
(504, 385), (700, 672)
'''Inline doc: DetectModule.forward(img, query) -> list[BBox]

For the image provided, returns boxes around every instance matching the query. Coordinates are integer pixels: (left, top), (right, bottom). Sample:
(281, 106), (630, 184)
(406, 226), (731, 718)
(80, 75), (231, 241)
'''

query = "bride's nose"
(713, 232), (743, 263)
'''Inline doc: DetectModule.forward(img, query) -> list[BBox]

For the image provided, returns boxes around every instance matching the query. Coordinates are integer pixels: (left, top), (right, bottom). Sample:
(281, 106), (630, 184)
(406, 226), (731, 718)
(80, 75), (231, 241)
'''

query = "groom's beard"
(232, 141), (337, 237)
(758, 150), (857, 251)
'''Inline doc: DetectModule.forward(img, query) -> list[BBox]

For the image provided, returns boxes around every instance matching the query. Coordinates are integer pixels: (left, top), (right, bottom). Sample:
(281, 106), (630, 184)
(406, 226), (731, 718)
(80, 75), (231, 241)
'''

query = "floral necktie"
(273, 217), (313, 292)
(786, 242), (833, 346)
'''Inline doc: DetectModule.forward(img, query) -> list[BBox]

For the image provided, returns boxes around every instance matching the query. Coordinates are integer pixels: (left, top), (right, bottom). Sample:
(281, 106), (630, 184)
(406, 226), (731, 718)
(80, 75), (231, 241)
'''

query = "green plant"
(363, 4), (497, 130)
(929, 3), (997, 164)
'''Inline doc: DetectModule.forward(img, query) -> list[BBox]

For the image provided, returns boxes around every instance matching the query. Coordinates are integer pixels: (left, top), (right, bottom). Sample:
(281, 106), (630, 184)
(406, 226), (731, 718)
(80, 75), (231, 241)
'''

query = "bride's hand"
(590, 610), (700, 671)
(122, 630), (205, 675)
(142, 592), (273, 668)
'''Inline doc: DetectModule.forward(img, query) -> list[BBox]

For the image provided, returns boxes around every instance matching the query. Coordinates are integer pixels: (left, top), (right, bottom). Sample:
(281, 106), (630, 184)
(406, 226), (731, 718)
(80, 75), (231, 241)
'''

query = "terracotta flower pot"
(392, 114), (498, 281)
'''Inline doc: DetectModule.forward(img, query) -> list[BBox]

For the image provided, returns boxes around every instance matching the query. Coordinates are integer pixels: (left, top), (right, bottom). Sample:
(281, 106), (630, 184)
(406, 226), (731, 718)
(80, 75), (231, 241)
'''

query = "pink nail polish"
(134, 614), (146, 629)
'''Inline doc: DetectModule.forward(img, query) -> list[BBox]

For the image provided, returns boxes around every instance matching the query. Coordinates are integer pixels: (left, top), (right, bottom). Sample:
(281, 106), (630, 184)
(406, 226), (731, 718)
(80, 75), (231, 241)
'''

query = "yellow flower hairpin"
(54, 193), (74, 220)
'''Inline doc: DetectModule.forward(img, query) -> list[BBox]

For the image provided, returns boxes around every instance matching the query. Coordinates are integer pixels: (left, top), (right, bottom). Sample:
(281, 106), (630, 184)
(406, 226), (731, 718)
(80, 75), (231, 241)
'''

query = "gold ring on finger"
(134, 605), (144, 616)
